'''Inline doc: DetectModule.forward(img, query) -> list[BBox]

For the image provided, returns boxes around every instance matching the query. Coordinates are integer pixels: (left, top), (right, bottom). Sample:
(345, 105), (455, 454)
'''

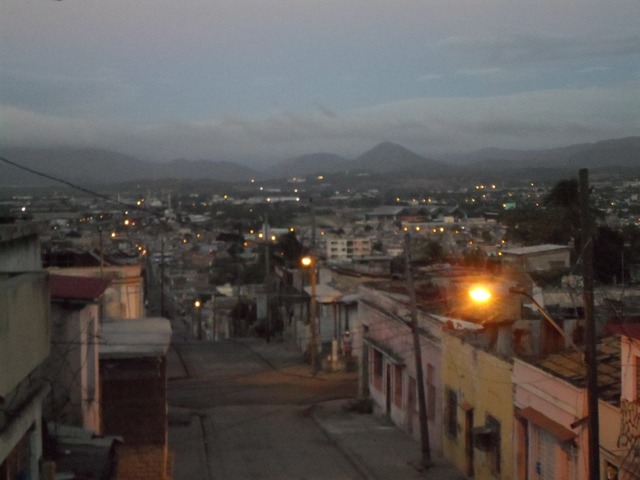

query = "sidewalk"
(312, 399), (466, 480)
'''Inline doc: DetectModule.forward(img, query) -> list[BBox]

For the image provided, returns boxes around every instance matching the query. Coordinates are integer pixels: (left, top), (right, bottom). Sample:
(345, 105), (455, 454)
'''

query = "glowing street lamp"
(468, 285), (492, 303)
(468, 284), (579, 353)
(301, 255), (319, 375)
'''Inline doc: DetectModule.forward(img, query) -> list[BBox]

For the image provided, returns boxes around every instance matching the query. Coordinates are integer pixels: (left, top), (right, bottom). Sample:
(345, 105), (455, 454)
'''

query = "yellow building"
(441, 332), (515, 479)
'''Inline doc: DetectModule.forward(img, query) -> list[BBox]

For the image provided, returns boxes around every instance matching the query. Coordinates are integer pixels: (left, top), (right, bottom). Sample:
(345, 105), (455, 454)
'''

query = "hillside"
(269, 153), (347, 178)
(1, 136), (638, 188)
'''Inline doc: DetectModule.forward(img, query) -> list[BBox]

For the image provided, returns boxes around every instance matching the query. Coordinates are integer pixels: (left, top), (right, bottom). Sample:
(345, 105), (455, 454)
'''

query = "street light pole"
(508, 287), (579, 353)
(302, 256), (319, 375)
(194, 299), (202, 340)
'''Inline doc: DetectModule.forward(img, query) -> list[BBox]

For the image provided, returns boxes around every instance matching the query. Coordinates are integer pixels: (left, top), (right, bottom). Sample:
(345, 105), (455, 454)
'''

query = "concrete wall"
(0, 224), (42, 272)
(45, 303), (101, 433)
(0, 223), (50, 479)
(0, 272), (50, 397)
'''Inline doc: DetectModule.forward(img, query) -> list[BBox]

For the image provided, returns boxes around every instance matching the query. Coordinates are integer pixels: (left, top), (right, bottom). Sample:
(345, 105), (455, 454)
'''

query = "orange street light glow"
(469, 286), (492, 303)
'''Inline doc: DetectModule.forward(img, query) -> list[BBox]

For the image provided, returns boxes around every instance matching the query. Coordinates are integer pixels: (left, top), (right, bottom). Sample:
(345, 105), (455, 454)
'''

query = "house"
(512, 334), (622, 479)
(607, 324), (640, 478)
(500, 244), (571, 272)
(357, 280), (446, 454)
(44, 274), (111, 433)
(100, 317), (173, 480)
(325, 236), (373, 263)
(0, 222), (51, 480)
(441, 333), (514, 479)
(47, 263), (145, 320)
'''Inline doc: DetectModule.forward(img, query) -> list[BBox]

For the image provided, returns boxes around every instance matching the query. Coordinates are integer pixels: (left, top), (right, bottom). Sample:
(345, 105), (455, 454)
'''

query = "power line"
(0, 155), (160, 217)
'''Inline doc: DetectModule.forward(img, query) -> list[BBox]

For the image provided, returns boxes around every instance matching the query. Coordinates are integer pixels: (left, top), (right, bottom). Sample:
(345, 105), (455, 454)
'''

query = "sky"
(1, 0), (639, 166)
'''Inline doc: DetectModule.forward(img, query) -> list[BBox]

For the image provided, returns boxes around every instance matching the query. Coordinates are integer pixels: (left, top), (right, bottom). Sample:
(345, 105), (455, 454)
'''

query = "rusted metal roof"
(50, 274), (111, 301)
(533, 335), (621, 406)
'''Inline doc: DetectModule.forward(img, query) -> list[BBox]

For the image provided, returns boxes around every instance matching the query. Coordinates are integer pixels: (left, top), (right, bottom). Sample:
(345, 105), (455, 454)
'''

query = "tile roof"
(50, 274), (111, 301)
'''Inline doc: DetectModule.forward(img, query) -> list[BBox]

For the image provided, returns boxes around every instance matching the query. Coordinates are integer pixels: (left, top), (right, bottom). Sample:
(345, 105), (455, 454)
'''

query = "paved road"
(168, 338), (361, 480)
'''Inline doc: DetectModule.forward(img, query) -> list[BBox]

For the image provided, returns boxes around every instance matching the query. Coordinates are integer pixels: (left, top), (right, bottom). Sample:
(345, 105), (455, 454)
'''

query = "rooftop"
(502, 244), (570, 255)
(100, 317), (172, 359)
(532, 335), (621, 406)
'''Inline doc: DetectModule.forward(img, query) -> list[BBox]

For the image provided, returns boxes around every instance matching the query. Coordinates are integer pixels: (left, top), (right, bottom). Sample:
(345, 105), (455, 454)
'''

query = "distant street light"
(301, 255), (319, 375)
(194, 299), (202, 340)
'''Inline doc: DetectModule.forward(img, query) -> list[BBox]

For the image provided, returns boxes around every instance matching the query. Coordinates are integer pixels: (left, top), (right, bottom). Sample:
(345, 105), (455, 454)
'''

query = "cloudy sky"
(1, 0), (639, 166)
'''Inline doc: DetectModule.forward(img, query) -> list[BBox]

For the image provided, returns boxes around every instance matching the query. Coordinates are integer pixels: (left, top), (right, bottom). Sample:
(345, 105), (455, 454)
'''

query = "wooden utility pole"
(160, 236), (165, 317)
(404, 233), (432, 469)
(309, 262), (319, 375)
(580, 168), (600, 480)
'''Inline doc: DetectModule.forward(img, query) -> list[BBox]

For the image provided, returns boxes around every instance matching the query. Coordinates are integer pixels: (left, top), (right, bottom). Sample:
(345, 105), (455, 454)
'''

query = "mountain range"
(1, 136), (638, 188)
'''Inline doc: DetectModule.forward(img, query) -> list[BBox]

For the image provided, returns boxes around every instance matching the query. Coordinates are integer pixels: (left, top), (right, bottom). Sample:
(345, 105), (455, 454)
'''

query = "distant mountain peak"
(353, 141), (446, 173)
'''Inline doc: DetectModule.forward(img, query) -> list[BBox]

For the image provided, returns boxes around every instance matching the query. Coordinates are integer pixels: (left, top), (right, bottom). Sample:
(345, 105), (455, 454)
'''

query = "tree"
(502, 178), (600, 254)
(594, 226), (625, 284)
(419, 239), (446, 265)
(276, 231), (303, 267)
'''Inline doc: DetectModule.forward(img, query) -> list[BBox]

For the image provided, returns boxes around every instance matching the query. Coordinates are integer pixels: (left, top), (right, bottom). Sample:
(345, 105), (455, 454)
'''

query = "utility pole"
(160, 236), (165, 317)
(264, 213), (272, 339)
(580, 168), (600, 480)
(404, 233), (432, 469)
(310, 197), (316, 250)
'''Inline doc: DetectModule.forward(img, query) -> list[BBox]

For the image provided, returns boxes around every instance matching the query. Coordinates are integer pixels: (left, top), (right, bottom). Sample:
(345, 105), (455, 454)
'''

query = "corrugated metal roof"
(532, 335), (621, 406)
(502, 244), (569, 255)
(50, 274), (111, 301)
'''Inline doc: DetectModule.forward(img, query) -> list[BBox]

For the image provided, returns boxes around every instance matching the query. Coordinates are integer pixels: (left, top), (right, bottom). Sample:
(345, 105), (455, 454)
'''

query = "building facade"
(0, 223), (51, 480)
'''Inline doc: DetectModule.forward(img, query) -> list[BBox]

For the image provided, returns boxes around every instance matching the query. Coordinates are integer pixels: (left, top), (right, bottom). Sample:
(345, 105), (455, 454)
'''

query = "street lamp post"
(194, 299), (202, 340)
(301, 256), (319, 375)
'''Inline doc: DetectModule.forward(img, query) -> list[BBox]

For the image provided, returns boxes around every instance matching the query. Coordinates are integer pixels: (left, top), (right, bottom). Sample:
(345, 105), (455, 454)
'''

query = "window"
(445, 388), (458, 439)
(372, 350), (383, 391)
(394, 364), (403, 407)
(605, 461), (619, 480)
(486, 415), (501, 475)
(426, 363), (436, 420)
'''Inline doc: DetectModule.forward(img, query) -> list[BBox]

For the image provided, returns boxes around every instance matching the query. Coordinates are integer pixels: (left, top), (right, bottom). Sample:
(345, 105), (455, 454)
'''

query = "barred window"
(486, 415), (501, 475)
(445, 388), (457, 439)
(426, 363), (436, 420)
(372, 349), (383, 391)
(394, 364), (403, 407)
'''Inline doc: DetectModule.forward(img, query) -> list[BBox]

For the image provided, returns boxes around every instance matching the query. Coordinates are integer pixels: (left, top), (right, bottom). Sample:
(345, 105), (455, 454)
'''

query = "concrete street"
(167, 336), (361, 480)
(167, 332), (465, 480)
